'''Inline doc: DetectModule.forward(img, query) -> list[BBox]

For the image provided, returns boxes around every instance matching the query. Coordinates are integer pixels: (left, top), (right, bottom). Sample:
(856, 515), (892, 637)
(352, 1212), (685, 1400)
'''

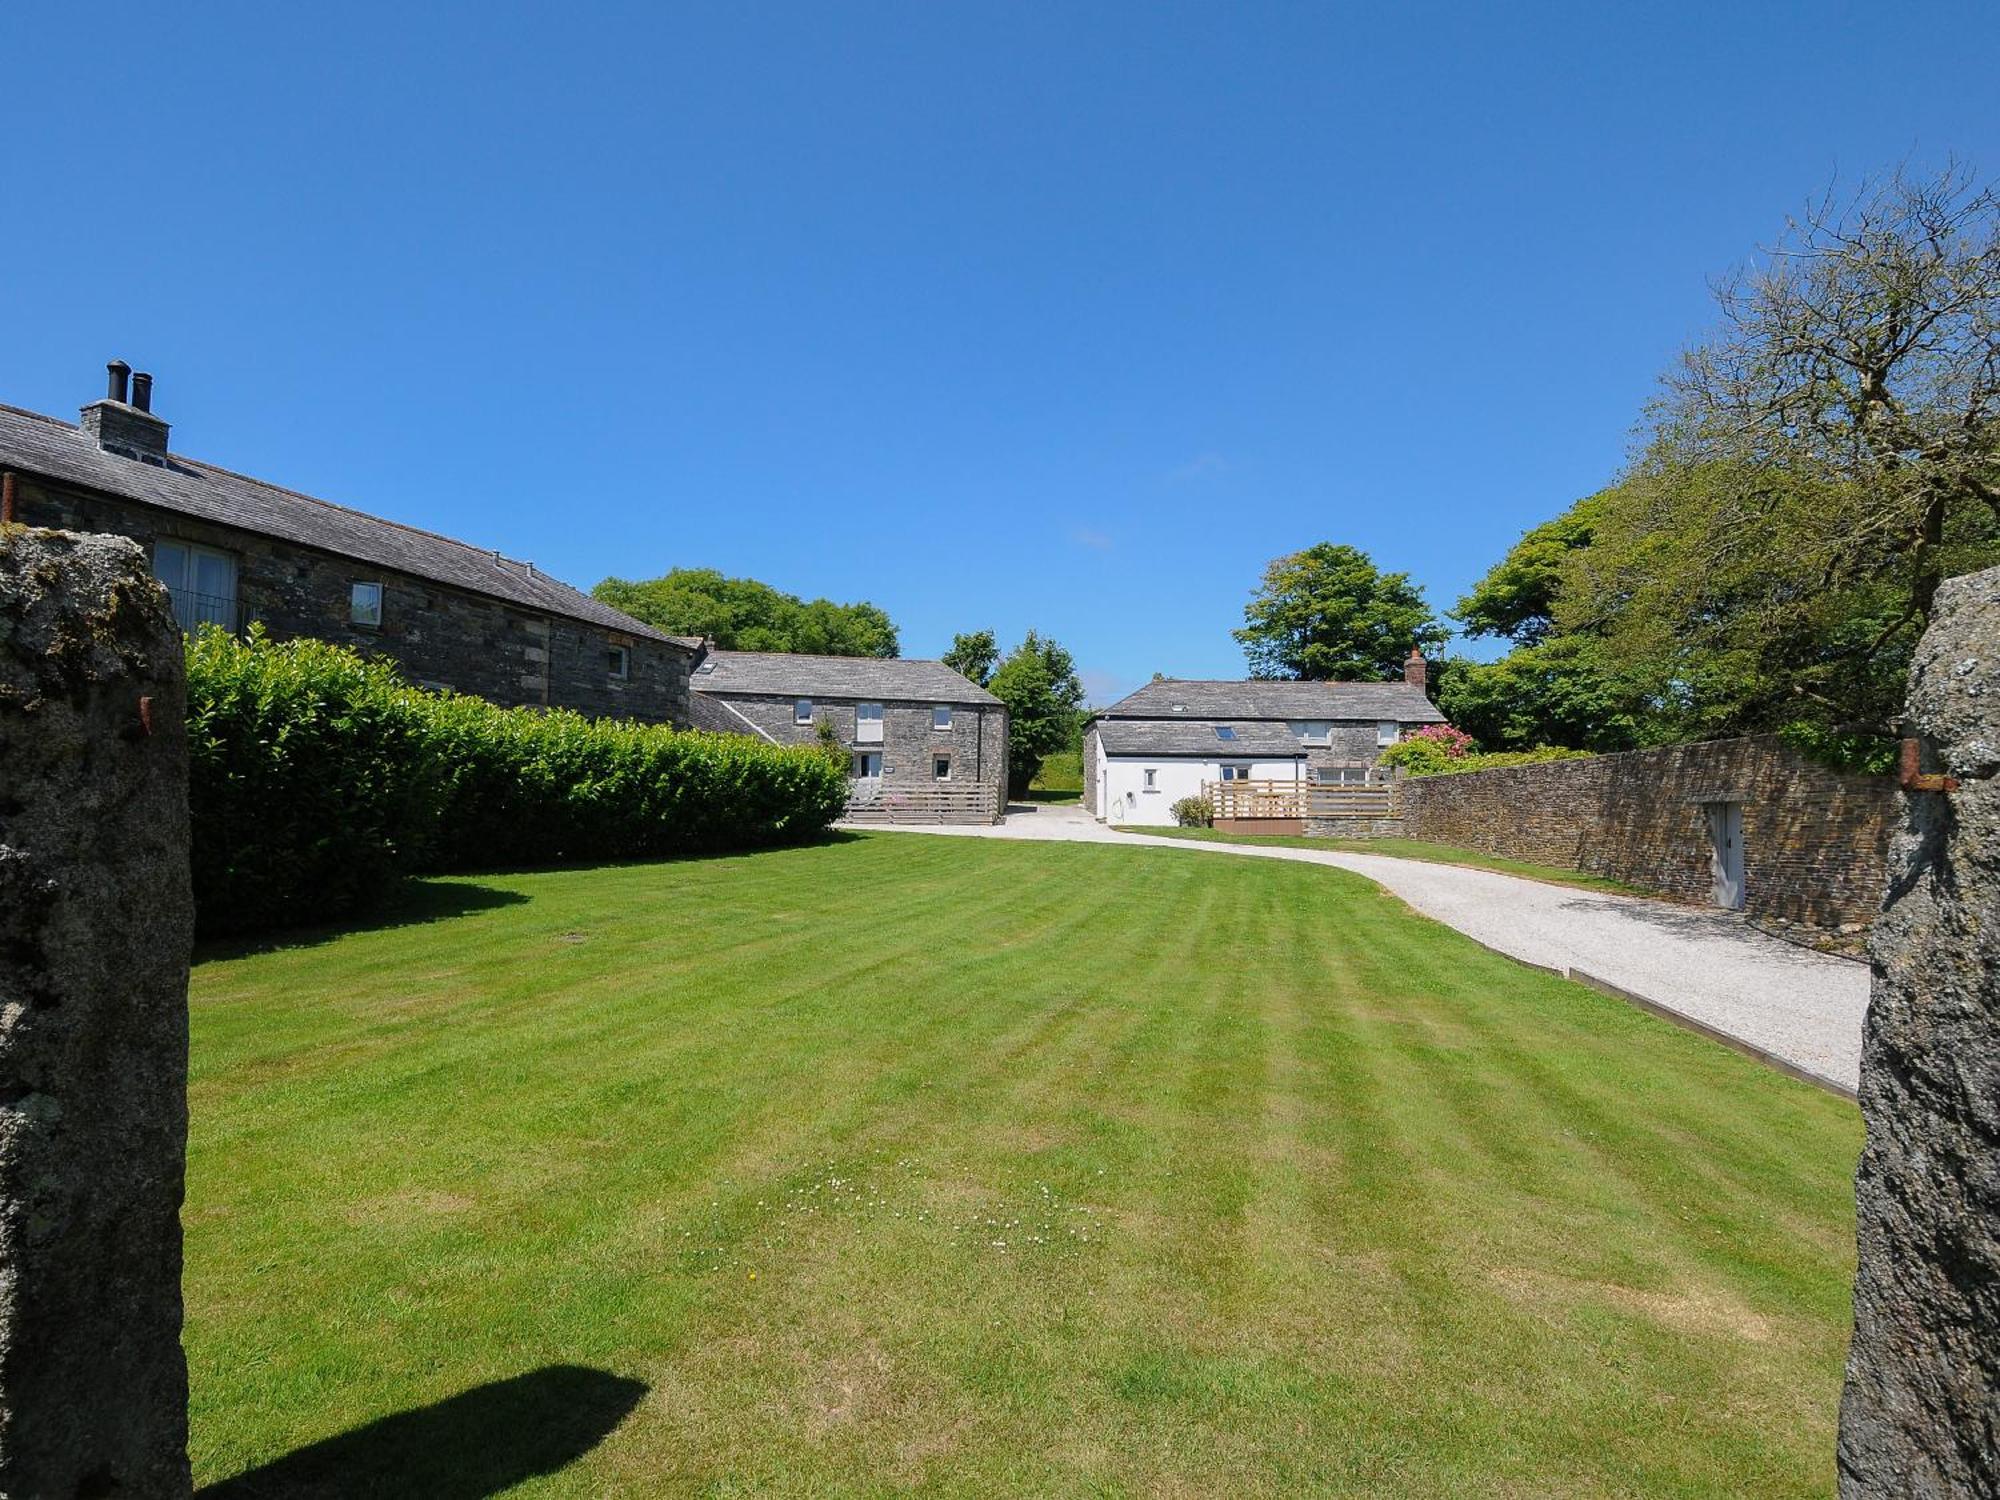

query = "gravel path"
(848, 803), (1869, 1095)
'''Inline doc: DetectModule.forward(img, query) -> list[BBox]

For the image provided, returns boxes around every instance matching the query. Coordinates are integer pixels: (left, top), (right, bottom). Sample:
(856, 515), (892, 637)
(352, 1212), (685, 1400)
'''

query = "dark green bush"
(185, 628), (850, 934)
(186, 627), (443, 935)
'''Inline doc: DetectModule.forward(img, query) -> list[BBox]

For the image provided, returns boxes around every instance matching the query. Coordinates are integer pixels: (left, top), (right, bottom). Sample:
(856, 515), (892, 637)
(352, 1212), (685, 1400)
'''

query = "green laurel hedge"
(184, 628), (849, 935)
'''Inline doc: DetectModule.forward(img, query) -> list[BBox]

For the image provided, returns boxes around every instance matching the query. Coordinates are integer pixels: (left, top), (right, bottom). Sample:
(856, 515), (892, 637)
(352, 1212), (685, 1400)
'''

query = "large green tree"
(1446, 492), (1645, 752)
(941, 629), (999, 687)
(1571, 164), (2000, 747)
(592, 568), (898, 657)
(1233, 543), (1447, 680)
(988, 631), (1085, 798)
(1451, 164), (2000, 761)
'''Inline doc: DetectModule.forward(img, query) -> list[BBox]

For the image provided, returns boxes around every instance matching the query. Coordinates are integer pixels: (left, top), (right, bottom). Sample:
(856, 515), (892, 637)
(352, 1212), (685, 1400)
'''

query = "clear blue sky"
(5, 3), (1995, 703)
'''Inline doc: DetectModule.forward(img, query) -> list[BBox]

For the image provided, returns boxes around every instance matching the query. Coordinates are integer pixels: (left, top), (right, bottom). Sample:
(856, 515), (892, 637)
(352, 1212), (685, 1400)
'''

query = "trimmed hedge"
(185, 628), (850, 935)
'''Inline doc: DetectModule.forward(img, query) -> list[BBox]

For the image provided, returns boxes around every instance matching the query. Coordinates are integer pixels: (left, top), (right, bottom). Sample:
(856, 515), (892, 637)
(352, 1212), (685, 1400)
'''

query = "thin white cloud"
(1068, 526), (1114, 551)
(1164, 452), (1228, 485)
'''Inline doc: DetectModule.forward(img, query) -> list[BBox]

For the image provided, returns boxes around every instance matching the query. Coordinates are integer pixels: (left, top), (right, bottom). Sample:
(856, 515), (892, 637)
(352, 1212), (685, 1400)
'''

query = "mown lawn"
(187, 833), (1859, 1496)
(1117, 825), (1644, 895)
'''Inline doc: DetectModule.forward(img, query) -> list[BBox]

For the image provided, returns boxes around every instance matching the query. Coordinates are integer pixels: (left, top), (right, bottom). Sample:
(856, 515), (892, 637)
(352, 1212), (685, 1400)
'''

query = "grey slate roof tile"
(1097, 677), (1446, 723)
(1095, 719), (1303, 756)
(0, 402), (692, 648)
(690, 649), (1001, 705)
(686, 691), (778, 740)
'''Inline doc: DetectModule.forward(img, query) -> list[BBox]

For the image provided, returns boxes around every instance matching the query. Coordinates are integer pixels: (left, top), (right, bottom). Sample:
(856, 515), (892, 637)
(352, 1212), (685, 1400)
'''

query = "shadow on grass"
(1018, 788), (1082, 804)
(195, 831), (873, 959)
(198, 1365), (648, 1499)
(195, 878), (533, 961)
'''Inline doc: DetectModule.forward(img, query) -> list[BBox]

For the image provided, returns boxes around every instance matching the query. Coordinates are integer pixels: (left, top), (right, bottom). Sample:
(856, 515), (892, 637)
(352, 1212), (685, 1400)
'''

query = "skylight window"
(1214, 726), (1237, 741)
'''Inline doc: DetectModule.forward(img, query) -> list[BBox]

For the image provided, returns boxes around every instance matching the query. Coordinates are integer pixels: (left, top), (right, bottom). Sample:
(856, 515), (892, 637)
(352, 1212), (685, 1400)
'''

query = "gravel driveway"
(849, 802), (1869, 1095)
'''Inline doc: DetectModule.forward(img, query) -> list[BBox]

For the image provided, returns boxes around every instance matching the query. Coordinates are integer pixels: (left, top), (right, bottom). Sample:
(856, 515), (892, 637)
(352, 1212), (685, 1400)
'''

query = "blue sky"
(4, 2), (1996, 703)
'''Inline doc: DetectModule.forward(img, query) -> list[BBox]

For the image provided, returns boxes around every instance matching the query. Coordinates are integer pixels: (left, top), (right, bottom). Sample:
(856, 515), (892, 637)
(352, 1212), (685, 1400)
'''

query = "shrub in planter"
(1170, 795), (1214, 827)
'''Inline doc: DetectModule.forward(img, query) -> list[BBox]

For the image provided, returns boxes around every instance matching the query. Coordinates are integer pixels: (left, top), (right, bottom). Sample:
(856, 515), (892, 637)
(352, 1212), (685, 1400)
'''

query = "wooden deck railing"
(1204, 777), (1396, 821)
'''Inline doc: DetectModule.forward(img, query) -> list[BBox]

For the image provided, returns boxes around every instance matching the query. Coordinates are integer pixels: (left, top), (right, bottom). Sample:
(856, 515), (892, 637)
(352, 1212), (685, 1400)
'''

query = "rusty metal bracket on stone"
(1898, 737), (1960, 794)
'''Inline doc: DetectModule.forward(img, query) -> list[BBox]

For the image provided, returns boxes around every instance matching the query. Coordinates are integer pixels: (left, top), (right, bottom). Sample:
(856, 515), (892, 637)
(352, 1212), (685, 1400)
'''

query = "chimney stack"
(1404, 647), (1427, 693)
(80, 358), (170, 464)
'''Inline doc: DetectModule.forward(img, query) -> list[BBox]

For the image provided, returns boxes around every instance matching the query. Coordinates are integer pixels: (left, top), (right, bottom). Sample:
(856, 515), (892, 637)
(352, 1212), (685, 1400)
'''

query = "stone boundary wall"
(1397, 734), (1895, 929)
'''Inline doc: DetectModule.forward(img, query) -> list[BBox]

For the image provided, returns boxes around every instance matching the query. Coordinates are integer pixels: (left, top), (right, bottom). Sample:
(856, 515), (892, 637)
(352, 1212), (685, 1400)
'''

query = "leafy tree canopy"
(1233, 543), (1448, 681)
(1444, 163), (2000, 765)
(1454, 499), (1603, 647)
(941, 629), (999, 687)
(592, 568), (899, 658)
(1435, 638), (1644, 754)
(988, 631), (1086, 798)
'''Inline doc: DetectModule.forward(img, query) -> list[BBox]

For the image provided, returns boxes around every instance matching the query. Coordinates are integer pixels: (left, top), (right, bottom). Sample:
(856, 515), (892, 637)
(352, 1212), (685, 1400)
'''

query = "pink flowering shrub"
(1405, 724), (1475, 757)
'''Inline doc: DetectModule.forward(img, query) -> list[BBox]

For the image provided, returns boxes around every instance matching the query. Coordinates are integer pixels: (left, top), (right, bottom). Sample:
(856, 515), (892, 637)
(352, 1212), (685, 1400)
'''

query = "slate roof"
(1095, 719), (1303, 757)
(0, 402), (691, 647)
(1097, 677), (1446, 724)
(691, 649), (1002, 705)
(686, 691), (777, 740)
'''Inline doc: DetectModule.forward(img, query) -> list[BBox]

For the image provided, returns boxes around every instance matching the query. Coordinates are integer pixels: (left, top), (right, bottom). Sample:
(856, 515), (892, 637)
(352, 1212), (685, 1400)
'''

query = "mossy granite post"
(0, 528), (193, 1496)
(1839, 564), (2000, 1498)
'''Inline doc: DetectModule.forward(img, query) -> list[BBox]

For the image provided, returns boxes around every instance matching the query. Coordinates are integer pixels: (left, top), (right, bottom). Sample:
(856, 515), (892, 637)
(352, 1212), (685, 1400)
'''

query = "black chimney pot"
(131, 372), (153, 412)
(106, 360), (131, 404)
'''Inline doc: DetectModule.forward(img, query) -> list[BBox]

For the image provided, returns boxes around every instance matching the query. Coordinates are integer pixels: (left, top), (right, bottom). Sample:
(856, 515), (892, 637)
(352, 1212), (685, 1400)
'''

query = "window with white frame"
(607, 645), (630, 680)
(795, 698), (813, 725)
(152, 540), (238, 633)
(349, 581), (383, 628)
(1219, 764), (1252, 781)
(933, 754), (951, 781)
(932, 705), (952, 731)
(1376, 721), (1400, 746)
(1143, 768), (1158, 790)
(856, 702), (884, 743)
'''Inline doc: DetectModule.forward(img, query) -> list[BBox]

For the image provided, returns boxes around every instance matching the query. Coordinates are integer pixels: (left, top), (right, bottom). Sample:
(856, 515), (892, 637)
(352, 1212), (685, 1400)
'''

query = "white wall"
(1097, 757), (1301, 825)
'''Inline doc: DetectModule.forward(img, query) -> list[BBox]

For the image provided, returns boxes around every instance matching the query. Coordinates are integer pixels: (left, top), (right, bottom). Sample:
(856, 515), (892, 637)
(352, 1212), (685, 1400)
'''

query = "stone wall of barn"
(702, 692), (1008, 819)
(11, 474), (689, 725)
(1396, 734), (1896, 930)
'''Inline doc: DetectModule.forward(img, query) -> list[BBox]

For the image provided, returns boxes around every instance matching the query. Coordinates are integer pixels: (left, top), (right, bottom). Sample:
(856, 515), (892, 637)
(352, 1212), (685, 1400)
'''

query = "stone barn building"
(690, 649), (1007, 823)
(0, 361), (695, 723)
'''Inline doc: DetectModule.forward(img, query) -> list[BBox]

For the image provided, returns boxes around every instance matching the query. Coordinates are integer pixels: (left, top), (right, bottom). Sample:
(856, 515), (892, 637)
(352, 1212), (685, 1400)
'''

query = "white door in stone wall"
(1705, 801), (1745, 909)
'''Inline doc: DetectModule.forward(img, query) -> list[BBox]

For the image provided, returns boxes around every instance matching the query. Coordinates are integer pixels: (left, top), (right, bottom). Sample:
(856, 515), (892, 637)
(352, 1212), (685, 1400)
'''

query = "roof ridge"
(0, 396), (676, 644)
(710, 648), (946, 665)
(5, 401), (578, 589)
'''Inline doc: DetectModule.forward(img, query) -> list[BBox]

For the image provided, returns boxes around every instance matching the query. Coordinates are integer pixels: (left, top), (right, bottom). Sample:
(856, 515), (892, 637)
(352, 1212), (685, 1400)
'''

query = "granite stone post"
(1839, 564), (2000, 1498)
(0, 528), (193, 1497)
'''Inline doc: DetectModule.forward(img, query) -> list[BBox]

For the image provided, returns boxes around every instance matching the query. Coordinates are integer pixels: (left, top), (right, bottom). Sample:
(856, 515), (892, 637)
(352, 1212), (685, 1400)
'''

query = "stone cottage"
(1084, 654), (1446, 825)
(690, 649), (1007, 822)
(0, 361), (696, 722)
